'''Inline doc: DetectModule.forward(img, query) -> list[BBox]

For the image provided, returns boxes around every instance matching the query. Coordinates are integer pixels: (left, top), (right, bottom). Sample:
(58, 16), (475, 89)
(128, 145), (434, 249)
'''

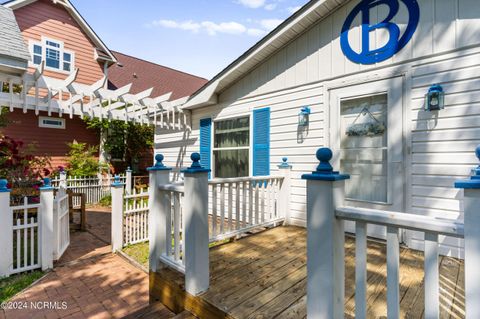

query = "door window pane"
(340, 94), (388, 203)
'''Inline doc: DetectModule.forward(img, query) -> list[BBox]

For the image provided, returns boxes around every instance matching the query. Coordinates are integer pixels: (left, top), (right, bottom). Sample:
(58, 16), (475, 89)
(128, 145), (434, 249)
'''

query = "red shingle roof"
(108, 51), (208, 101)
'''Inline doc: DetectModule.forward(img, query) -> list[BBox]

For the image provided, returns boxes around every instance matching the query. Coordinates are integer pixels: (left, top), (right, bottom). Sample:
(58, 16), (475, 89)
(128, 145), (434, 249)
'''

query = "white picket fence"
(0, 179), (70, 277)
(53, 187), (70, 260)
(123, 188), (149, 246)
(52, 174), (126, 205)
(11, 197), (41, 274)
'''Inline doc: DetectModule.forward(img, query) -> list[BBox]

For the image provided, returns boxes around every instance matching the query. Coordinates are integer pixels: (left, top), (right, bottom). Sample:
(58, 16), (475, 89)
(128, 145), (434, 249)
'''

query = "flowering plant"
(0, 134), (51, 204)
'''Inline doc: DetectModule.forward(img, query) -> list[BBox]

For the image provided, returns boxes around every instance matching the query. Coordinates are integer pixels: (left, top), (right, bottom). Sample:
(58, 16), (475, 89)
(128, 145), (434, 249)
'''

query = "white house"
(154, 0), (480, 258)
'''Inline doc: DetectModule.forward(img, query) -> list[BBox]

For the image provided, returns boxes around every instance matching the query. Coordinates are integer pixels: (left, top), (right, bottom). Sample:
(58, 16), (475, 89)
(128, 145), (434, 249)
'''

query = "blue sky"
(70, 0), (309, 79)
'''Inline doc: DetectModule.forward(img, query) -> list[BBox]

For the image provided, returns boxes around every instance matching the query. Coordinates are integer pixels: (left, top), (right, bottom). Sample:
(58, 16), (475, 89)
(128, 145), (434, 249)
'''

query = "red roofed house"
(0, 0), (207, 172)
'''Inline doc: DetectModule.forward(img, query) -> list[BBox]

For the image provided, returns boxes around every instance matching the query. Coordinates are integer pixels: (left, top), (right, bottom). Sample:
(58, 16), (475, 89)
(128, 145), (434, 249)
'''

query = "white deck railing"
(147, 154), (292, 295)
(208, 176), (284, 242)
(336, 206), (464, 318)
(303, 146), (480, 318)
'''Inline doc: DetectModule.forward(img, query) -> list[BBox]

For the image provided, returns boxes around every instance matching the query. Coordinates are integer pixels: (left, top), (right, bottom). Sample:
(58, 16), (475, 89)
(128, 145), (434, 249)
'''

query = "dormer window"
(30, 38), (74, 73)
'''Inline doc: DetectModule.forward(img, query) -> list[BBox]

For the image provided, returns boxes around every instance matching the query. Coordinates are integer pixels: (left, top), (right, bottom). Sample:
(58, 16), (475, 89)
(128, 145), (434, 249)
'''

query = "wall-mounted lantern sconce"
(298, 106), (311, 126)
(425, 84), (445, 111)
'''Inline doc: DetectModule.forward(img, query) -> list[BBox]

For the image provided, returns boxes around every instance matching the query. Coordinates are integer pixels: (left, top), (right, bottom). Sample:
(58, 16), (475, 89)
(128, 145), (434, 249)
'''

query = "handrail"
(158, 183), (184, 193)
(208, 175), (284, 184)
(335, 206), (464, 238)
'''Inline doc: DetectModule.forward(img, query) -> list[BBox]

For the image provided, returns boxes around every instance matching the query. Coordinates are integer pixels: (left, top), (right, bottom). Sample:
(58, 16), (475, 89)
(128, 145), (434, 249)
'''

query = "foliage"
(65, 142), (108, 176)
(0, 270), (44, 303)
(84, 118), (154, 168)
(99, 194), (112, 207)
(123, 242), (149, 268)
(0, 107), (9, 128)
(0, 135), (51, 202)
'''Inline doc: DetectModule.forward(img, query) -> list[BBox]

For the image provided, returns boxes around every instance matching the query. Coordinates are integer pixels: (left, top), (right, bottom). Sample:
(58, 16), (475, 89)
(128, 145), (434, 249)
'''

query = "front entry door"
(329, 77), (405, 240)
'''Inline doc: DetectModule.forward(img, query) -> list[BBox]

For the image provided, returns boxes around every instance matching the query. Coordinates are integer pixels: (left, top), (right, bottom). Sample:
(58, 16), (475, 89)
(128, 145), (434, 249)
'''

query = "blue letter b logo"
(340, 0), (420, 64)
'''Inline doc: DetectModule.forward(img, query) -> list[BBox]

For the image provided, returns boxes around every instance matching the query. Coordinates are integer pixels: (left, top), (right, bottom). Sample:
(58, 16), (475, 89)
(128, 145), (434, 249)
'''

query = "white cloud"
(264, 3), (277, 10)
(201, 21), (247, 36)
(151, 19), (267, 37)
(236, 0), (267, 8)
(247, 28), (267, 36)
(287, 6), (302, 14)
(259, 19), (283, 30)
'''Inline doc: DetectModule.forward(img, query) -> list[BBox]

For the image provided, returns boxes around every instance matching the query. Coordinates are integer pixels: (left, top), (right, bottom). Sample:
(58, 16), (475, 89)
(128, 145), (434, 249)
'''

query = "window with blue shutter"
(253, 107), (270, 176)
(199, 118), (212, 178)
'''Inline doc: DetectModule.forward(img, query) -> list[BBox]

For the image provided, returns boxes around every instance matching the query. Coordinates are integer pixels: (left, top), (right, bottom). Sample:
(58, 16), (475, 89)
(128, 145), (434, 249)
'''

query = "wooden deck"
(150, 226), (465, 319)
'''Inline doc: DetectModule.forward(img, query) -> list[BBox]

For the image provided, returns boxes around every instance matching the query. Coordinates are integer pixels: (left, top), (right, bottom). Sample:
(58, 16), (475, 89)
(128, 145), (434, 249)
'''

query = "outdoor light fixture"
(298, 106), (311, 127)
(425, 84), (445, 111)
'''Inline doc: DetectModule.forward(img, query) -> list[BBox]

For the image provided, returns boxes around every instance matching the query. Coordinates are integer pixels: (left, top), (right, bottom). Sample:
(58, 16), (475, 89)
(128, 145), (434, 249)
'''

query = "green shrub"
(99, 194), (112, 207)
(65, 142), (108, 176)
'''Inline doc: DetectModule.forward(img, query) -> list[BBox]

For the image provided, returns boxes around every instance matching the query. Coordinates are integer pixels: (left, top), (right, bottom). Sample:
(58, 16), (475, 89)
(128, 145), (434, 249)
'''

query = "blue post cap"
(40, 177), (54, 190)
(302, 147), (350, 181)
(147, 154), (172, 171)
(181, 152), (211, 174)
(126, 166), (132, 172)
(455, 144), (480, 189)
(278, 157), (292, 169)
(111, 174), (123, 187)
(0, 179), (11, 193)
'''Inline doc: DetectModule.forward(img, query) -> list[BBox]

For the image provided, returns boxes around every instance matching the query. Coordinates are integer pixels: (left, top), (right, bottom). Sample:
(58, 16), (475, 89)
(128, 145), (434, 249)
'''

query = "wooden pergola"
(0, 62), (190, 130)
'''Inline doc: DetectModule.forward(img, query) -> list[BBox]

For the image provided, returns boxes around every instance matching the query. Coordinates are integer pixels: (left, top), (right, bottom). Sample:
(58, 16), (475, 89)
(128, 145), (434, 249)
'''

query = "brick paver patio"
(1, 209), (175, 319)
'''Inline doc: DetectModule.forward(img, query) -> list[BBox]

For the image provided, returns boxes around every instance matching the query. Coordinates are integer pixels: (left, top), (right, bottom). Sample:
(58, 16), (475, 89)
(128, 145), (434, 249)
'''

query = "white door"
(329, 77), (405, 239)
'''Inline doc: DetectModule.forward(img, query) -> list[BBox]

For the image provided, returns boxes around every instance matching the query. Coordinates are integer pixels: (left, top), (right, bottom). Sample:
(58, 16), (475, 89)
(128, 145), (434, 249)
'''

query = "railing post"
(147, 154), (172, 272)
(40, 178), (54, 271)
(0, 180), (12, 277)
(277, 157), (292, 224)
(126, 167), (133, 195)
(302, 148), (350, 319)
(111, 175), (124, 252)
(455, 144), (480, 319)
(181, 153), (210, 296)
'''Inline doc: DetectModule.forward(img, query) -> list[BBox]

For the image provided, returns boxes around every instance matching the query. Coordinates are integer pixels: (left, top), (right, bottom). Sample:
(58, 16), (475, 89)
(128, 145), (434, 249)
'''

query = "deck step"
(172, 311), (197, 318)
(124, 302), (176, 319)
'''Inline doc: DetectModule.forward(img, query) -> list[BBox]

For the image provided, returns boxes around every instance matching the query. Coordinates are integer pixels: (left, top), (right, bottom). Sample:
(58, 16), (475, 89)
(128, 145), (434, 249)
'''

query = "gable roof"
(184, 0), (347, 109)
(0, 5), (30, 73)
(108, 51), (208, 101)
(3, 0), (117, 64)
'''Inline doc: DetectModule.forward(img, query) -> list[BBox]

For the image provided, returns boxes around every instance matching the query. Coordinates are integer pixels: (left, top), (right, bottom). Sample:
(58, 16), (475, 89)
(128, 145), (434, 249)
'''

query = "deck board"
(151, 226), (465, 319)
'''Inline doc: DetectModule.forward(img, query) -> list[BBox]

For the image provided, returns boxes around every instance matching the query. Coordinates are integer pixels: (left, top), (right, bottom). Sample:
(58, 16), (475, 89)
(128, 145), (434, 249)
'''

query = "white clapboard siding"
(155, 0), (480, 236)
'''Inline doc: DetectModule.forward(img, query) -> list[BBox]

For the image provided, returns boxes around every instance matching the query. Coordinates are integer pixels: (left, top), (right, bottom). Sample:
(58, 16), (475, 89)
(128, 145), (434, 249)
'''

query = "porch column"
(0, 180), (12, 277)
(40, 178), (54, 271)
(148, 154), (172, 272)
(455, 144), (480, 319)
(302, 148), (349, 319)
(111, 175), (124, 252)
(182, 153), (210, 296)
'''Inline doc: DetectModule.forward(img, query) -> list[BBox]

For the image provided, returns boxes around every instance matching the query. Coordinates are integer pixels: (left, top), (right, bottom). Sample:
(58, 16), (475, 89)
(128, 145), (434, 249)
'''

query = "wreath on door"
(346, 106), (385, 137)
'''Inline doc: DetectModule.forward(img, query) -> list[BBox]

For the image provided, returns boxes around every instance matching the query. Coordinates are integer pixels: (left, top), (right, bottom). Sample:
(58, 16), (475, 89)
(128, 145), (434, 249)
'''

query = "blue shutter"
(199, 118), (212, 178)
(253, 108), (270, 176)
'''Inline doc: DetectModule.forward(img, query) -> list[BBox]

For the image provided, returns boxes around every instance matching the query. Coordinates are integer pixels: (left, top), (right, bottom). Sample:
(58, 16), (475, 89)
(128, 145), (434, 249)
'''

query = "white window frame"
(212, 113), (252, 179)
(39, 116), (66, 129)
(29, 37), (75, 74)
